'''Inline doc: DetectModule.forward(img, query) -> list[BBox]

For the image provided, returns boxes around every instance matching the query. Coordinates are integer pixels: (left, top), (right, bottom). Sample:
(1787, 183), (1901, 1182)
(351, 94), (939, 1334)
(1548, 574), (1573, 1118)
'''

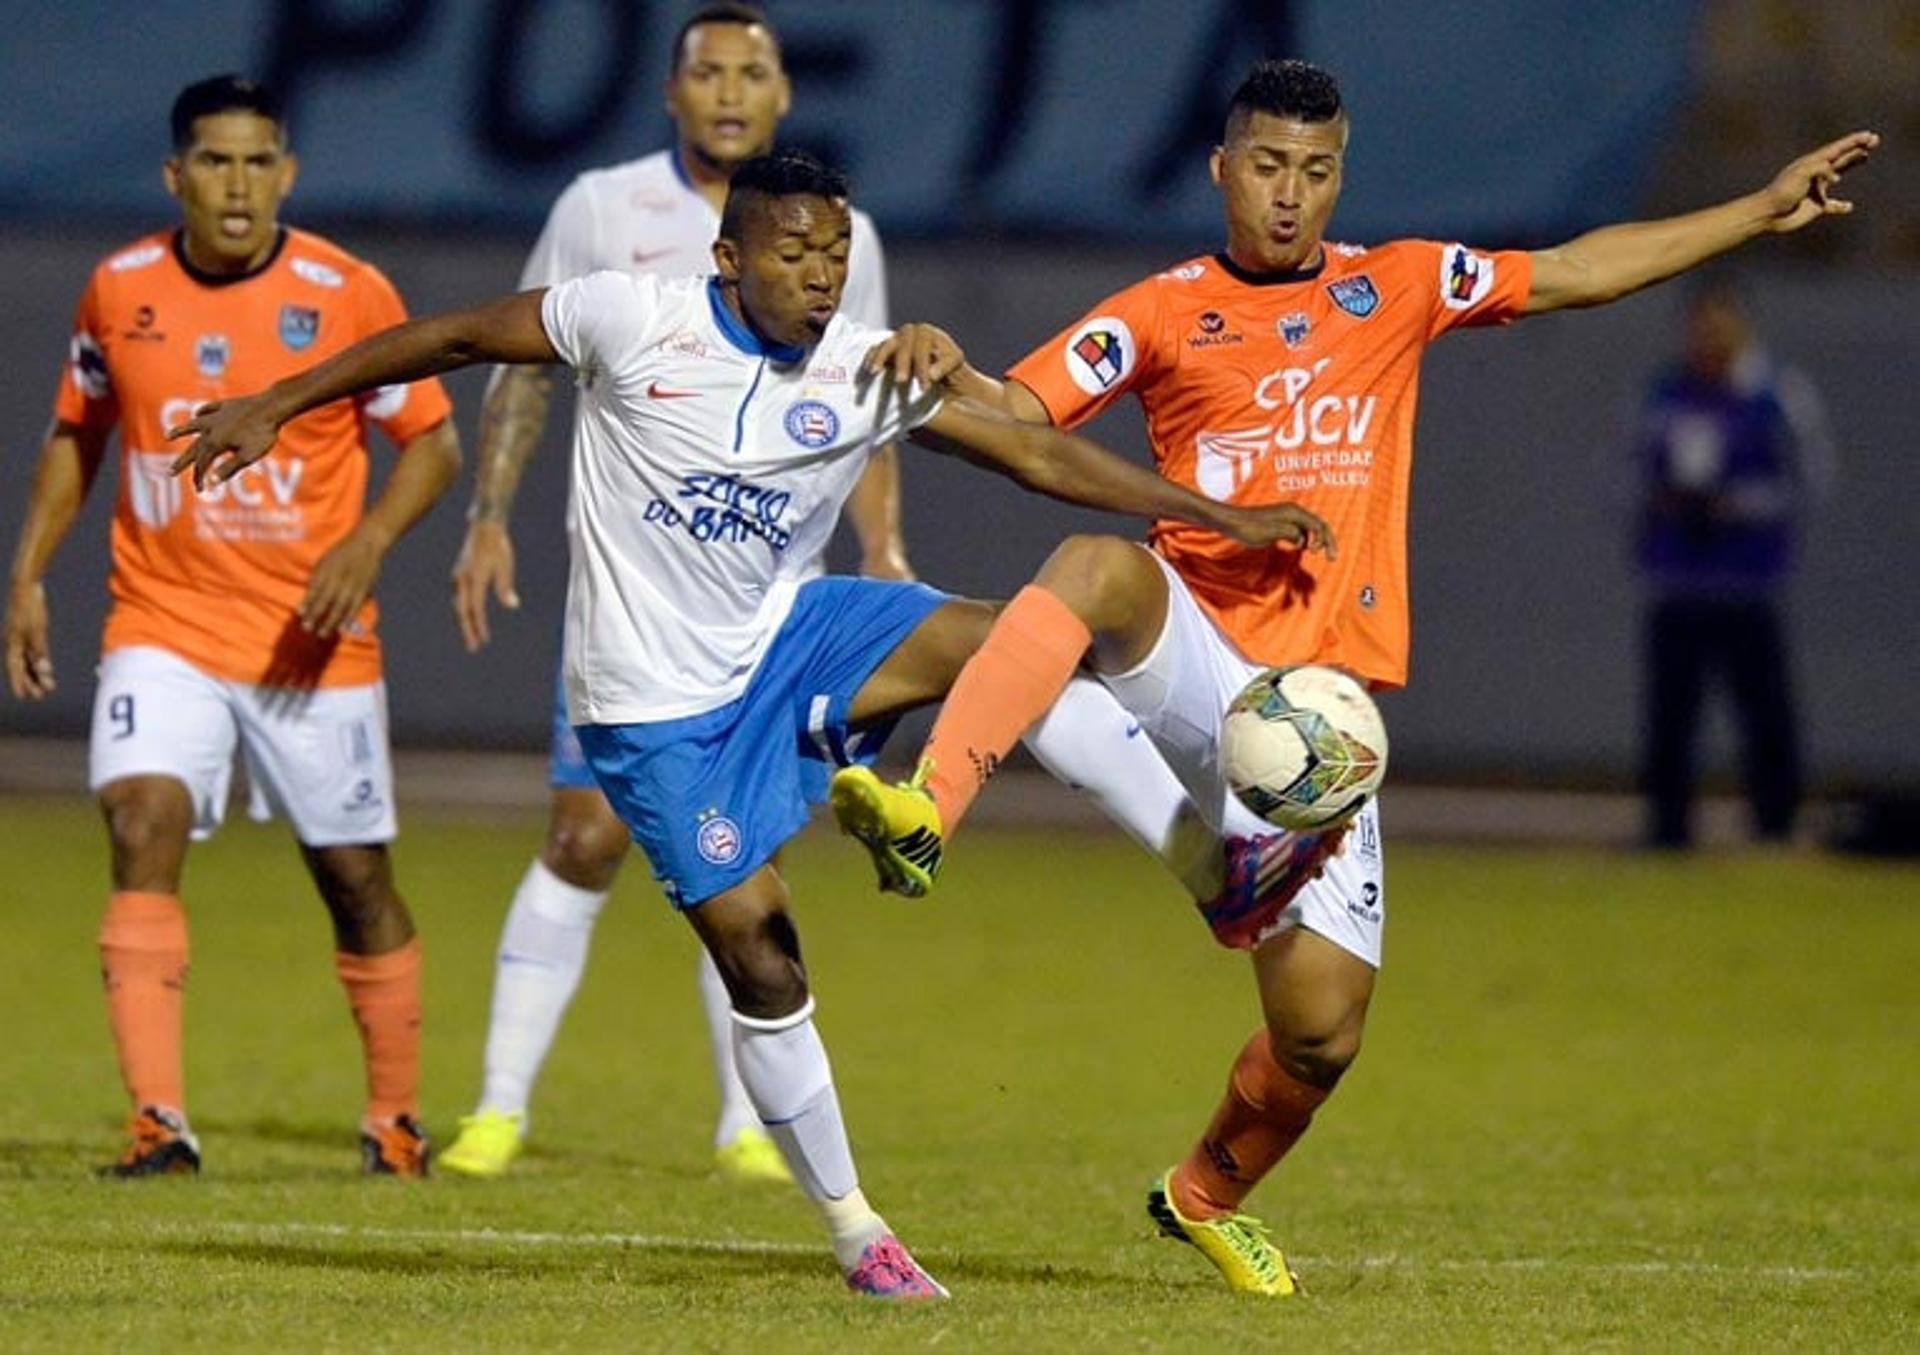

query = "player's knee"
(1266, 1013), (1365, 1091)
(543, 799), (629, 889)
(695, 895), (808, 1018)
(1037, 534), (1158, 635)
(1041, 534), (1136, 598)
(305, 844), (398, 918)
(98, 782), (191, 871)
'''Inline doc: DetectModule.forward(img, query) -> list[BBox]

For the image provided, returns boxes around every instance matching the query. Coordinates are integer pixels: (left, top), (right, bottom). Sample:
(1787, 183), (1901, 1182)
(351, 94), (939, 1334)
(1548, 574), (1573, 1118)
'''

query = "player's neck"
(173, 226), (287, 285)
(709, 280), (808, 362)
(674, 140), (737, 215)
(1220, 240), (1326, 283)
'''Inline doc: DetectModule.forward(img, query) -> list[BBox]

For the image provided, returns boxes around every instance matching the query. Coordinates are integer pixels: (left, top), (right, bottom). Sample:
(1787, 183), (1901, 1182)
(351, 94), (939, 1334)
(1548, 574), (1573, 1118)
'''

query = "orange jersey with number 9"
(1008, 240), (1530, 688)
(53, 228), (452, 686)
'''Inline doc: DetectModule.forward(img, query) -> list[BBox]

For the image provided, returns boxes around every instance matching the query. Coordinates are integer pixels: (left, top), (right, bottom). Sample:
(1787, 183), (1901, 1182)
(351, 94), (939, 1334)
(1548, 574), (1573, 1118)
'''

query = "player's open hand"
(1219, 501), (1337, 557)
(452, 518), (520, 652)
(4, 580), (55, 700)
(167, 392), (283, 489)
(301, 524), (389, 637)
(1759, 131), (1878, 234)
(864, 323), (966, 390)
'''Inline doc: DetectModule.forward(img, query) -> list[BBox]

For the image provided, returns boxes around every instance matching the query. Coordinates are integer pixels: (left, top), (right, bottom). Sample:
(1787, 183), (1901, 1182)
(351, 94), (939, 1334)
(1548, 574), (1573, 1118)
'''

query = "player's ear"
(162, 156), (182, 201)
(711, 236), (741, 283)
(1208, 145), (1227, 188)
(773, 71), (792, 121)
(278, 150), (299, 197)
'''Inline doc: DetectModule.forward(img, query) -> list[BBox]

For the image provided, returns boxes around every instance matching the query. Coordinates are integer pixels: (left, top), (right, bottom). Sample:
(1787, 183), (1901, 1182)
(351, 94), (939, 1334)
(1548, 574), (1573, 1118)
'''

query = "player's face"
(164, 111), (296, 274)
(1210, 111), (1346, 272)
(717, 195), (852, 348)
(1685, 295), (1749, 383)
(667, 22), (790, 173)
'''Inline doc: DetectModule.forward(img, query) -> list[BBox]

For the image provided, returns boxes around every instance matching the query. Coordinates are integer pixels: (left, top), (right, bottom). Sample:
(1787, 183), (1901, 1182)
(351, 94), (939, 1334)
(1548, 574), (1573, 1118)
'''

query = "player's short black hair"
(1225, 59), (1344, 143)
(672, 2), (780, 72)
(170, 75), (285, 151)
(719, 149), (850, 240)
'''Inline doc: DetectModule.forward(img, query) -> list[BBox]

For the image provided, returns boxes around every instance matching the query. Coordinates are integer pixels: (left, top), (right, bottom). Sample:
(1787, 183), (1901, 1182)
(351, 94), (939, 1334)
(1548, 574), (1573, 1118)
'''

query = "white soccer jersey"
(519, 149), (888, 329)
(541, 272), (939, 724)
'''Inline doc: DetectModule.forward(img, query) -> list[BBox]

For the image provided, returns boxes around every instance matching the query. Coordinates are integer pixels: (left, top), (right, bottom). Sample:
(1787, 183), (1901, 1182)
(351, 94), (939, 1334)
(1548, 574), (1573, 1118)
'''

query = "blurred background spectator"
(1635, 280), (1834, 848)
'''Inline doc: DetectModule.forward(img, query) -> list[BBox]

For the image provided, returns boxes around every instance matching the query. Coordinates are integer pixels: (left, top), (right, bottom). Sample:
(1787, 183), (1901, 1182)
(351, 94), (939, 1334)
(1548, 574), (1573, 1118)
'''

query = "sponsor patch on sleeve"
(1440, 244), (1496, 310)
(69, 332), (110, 399)
(1064, 316), (1136, 395)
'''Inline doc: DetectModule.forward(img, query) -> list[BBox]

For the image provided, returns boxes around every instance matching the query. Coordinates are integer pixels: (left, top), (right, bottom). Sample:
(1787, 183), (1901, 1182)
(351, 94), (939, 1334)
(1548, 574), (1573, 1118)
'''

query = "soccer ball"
(1221, 665), (1388, 831)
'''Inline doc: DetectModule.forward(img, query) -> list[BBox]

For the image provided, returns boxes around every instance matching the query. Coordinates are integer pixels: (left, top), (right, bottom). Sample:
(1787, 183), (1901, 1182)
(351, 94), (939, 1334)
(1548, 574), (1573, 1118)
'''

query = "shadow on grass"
(155, 1237), (1145, 1296)
(0, 1139), (95, 1178)
(191, 1114), (347, 1151)
(160, 1238), (830, 1286)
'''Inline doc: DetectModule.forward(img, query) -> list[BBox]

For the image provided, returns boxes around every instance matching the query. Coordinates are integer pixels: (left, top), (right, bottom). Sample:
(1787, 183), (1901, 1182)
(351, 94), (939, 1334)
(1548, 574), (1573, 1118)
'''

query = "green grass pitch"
(1, 796), (1915, 1350)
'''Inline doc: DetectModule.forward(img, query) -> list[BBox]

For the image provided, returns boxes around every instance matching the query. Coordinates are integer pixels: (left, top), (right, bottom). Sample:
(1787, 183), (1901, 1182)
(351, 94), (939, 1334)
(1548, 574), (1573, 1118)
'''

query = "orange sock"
(923, 585), (1091, 831)
(98, 891), (190, 1114)
(1171, 1028), (1330, 1219)
(334, 939), (422, 1122)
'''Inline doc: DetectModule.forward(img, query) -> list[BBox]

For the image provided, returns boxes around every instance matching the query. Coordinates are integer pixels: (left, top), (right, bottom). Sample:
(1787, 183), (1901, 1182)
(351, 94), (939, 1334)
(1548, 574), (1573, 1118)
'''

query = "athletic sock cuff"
(524, 858), (613, 926)
(729, 996), (817, 1033)
(100, 891), (187, 952)
(1006, 584), (1095, 662)
(335, 936), (422, 984)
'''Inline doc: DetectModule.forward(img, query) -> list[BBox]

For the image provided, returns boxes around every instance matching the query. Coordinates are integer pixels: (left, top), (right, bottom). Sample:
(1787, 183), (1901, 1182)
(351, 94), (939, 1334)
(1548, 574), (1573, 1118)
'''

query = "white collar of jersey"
(669, 145), (696, 190)
(705, 278), (809, 364)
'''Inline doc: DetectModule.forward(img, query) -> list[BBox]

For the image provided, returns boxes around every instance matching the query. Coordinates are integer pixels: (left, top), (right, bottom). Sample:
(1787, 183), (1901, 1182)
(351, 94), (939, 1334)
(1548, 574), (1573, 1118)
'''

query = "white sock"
(476, 859), (609, 1121)
(731, 999), (888, 1269)
(698, 948), (762, 1147)
(1025, 673), (1229, 897)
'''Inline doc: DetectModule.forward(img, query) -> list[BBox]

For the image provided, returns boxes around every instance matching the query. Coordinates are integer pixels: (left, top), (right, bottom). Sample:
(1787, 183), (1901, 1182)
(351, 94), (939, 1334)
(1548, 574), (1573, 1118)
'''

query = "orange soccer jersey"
(53, 228), (451, 687)
(1008, 240), (1531, 688)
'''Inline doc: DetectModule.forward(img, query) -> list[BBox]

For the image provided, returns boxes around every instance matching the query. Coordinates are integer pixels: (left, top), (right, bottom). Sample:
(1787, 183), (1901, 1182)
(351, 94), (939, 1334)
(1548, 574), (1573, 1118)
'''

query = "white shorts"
(1100, 556), (1385, 968)
(88, 645), (398, 847)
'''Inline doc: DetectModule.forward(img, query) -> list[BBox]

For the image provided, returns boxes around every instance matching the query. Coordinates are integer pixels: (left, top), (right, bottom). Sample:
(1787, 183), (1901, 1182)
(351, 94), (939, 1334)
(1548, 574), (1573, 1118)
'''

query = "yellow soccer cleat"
(437, 1109), (524, 1178)
(828, 761), (944, 898)
(1147, 1170), (1301, 1296)
(713, 1126), (795, 1186)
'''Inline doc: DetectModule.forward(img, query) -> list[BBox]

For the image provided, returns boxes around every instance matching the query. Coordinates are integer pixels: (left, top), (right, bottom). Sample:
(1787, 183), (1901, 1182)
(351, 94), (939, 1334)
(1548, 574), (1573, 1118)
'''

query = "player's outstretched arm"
(169, 290), (558, 490)
(911, 396), (1335, 555)
(302, 419), (463, 637)
(1526, 131), (1878, 314)
(5, 420), (109, 699)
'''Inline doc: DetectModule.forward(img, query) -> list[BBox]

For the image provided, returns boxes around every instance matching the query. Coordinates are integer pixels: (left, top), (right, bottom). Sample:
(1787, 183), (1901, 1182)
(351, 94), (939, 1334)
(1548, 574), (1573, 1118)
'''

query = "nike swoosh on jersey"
(646, 382), (699, 400)
(631, 247), (677, 265)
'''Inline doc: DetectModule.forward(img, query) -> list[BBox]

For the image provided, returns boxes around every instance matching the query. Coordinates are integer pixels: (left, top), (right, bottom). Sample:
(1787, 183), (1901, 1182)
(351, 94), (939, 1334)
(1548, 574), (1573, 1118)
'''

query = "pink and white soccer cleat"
(843, 1233), (950, 1300)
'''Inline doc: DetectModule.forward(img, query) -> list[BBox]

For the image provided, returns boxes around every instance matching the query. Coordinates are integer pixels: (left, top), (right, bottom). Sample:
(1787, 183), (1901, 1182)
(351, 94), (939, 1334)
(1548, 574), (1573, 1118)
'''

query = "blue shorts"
(549, 665), (596, 790)
(574, 576), (948, 908)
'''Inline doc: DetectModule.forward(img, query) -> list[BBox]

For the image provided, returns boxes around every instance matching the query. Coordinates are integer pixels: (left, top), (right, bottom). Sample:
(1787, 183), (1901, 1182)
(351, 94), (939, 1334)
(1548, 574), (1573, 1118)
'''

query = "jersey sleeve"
(51, 273), (118, 431)
(841, 211), (889, 329)
(541, 270), (661, 377)
(350, 263), (454, 443)
(518, 177), (599, 289)
(1004, 276), (1163, 430)
(1408, 239), (1533, 339)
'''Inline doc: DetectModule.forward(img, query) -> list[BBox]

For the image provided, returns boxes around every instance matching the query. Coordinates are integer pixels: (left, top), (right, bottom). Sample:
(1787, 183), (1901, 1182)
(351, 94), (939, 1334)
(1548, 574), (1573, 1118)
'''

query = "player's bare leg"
(302, 842), (427, 1175)
(686, 866), (946, 1298)
(96, 775), (199, 1176)
(1151, 925), (1372, 1294)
